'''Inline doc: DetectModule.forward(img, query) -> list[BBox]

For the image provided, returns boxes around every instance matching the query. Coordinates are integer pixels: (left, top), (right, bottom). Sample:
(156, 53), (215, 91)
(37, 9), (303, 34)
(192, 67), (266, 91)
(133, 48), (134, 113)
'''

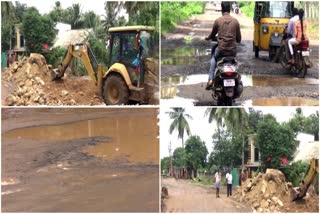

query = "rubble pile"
(3, 54), (53, 106)
(232, 169), (292, 212)
(2, 54), (102, 106)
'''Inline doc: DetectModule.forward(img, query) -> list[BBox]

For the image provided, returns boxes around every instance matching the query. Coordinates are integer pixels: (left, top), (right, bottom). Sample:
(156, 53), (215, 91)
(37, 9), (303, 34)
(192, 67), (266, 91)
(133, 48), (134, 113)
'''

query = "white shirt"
(226, 173), (233, 184)
(215, 172), (221, 183)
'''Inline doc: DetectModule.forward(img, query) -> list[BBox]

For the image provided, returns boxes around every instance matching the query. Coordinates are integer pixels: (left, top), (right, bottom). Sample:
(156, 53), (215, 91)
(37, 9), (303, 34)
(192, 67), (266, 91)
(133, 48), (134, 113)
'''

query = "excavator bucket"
(50, 68), (62, 81)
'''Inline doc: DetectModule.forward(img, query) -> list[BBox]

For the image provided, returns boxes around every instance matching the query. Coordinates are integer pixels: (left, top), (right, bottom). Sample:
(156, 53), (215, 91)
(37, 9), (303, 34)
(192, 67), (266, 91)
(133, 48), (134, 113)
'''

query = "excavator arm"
(52, 43), (103, 86)
(292, 158), (319, 201)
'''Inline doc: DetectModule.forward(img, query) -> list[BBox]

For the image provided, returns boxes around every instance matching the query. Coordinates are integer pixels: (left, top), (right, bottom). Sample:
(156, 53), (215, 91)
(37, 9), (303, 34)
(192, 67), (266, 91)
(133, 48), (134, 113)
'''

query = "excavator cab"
(108, 26), (155, 87)
(103, 26), (157, 105)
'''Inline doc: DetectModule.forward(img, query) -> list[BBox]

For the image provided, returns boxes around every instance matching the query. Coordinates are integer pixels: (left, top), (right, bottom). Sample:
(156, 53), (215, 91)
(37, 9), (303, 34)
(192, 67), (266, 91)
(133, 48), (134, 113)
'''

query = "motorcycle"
(210, 41), (243, 106)
(278, 27), (312, 78)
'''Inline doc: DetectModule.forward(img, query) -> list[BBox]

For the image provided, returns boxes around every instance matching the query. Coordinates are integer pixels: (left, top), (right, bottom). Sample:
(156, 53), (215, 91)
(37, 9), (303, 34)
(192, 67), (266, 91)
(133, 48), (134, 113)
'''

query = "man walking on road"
(226, 170), (233, 197)
(214, 169), (221, 198)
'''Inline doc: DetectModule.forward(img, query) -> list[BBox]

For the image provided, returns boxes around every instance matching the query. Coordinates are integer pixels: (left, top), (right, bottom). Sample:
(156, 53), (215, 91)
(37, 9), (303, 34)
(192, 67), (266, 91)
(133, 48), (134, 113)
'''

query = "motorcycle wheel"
(296, 55), (307, 78)
(279, 46), (292, 70)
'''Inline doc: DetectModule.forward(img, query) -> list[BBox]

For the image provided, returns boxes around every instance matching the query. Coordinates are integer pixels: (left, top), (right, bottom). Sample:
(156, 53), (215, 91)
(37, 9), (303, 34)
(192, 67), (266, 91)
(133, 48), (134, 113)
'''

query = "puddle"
(241, 75), (319, 87)
(161, 74), (318, 98)
(161, 96), (196, 106)
(161, 47), (210, 65)
(3, 116), (159, 165)
(244, 97), (319, 106)
(2, 178), (19, 186)
(2, 189), (24, 195)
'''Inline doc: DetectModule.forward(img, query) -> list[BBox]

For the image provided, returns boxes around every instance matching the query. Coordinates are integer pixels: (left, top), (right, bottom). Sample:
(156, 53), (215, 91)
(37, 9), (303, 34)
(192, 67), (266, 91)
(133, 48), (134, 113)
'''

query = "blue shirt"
(287, 15), (299, 37)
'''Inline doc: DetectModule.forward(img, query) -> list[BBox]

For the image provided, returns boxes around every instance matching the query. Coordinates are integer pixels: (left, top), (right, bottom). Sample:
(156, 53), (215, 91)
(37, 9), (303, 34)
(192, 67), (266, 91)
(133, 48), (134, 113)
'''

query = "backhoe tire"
(103, 75), (129, 105)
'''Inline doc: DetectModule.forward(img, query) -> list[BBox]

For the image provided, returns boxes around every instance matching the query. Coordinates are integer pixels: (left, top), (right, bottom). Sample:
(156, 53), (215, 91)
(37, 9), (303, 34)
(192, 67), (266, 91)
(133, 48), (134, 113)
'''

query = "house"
(14, 24), (26, 53)
(245, 134), (261, 178)
(293, 133), (318, 162)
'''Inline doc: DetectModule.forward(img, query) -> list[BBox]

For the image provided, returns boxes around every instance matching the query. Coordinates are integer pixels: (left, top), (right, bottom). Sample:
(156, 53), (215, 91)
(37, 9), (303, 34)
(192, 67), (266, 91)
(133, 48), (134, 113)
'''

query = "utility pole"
(169, 141), (173, 177)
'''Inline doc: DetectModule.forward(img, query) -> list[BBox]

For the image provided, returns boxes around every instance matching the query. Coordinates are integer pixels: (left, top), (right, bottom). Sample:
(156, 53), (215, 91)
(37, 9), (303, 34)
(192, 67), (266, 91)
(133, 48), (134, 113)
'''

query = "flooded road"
(2, 108), (159, 212)
(161, 74), (319, 106)
(161, 3), (319, 106)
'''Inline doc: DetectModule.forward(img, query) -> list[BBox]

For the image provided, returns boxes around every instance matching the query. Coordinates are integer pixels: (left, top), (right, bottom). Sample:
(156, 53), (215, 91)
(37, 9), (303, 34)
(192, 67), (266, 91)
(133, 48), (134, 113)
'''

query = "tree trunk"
(242, 134), (245, 170)
(315, 132), (319, 141)
(182, 135), (184, 148)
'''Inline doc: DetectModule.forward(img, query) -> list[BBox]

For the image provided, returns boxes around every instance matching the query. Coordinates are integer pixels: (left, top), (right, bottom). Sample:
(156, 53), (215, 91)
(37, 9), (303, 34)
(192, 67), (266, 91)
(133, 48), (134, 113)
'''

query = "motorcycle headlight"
(262, 26), (268, 34)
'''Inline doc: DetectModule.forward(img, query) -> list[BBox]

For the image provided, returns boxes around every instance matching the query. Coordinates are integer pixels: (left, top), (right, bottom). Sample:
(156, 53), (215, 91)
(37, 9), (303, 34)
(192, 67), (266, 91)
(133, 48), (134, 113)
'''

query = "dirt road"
(162, 178), (251, 212)
(1, 108), (159, 212)
(161, 3), (319, 106)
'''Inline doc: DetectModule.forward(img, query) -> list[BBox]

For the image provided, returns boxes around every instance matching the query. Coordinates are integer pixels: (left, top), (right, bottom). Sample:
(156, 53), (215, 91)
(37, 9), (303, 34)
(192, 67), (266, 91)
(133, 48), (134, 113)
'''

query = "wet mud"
(161, 3), (319, 106)
(1, 108), (159, 212)
(161, 74), (318, 106)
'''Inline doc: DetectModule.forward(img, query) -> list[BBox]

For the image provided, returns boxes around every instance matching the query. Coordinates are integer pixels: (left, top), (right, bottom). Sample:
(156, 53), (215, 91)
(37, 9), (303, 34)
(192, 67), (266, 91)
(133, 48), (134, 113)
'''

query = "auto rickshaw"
(253, 1), (294, 61)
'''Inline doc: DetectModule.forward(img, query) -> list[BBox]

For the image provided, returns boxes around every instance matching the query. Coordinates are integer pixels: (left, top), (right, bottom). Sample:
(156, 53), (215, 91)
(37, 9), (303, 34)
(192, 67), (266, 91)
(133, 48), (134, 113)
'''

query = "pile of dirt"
(2, 53), (103, 106)
(232, 169), (293, 212)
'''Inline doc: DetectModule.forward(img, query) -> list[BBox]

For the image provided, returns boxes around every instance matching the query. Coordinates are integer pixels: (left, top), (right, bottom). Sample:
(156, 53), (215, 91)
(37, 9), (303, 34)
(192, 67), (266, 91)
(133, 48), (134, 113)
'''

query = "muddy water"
(162, 47), (210, 65)
(245, 97), (319, 106)
(161, 74), (318, 99)
(3, 116), (159, 165)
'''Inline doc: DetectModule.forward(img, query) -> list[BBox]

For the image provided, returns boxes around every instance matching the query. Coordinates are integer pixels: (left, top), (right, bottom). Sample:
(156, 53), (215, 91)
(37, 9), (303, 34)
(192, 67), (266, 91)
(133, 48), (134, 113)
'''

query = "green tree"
(167, 108), (192, 148)
(83, 11), (100, 29)
(65, 3), (84, 29)
(48, 1), (65, 23)
(102, 1), (123, 31)
(161, 157), (171, 173)
(185, 135), (208, 178)
(256, 114), (297, 170)
(303, 111), (319, 141)
(206, 108), (248, 169)
(173, 147), (187, 168)
(22, 7), (56, 53)
(248, 108), (264, 133)
(1, 1), (16, 51)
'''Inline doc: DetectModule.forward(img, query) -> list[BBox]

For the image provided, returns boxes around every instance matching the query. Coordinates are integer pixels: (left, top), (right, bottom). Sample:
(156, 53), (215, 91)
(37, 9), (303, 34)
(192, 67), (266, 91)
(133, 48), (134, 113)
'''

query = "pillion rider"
(205, 2), (241, 90)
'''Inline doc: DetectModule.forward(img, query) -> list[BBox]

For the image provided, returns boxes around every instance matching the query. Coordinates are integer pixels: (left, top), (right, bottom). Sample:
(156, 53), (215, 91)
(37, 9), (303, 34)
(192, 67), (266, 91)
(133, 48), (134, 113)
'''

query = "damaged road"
(1, 108), (159, 212)
(161, 3), (319, 106)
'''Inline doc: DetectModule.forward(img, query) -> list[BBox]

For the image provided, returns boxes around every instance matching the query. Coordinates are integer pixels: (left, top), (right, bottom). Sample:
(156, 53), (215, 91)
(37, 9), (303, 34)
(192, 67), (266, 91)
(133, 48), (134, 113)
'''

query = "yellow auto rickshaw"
(253, 1), (294, 61)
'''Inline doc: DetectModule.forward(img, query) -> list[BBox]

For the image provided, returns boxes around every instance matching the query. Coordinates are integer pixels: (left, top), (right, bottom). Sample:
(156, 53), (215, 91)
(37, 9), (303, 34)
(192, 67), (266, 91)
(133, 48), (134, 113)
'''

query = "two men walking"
(214, 169), (233, 198)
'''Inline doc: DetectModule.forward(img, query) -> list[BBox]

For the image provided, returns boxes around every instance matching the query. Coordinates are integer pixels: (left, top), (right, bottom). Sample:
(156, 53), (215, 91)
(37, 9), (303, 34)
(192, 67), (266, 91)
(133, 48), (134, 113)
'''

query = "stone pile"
(232, 169), (292, 212)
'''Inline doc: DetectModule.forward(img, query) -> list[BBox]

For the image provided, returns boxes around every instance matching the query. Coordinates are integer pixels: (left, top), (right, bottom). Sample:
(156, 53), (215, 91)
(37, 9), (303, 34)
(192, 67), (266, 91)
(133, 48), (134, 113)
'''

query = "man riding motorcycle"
(205, 2), (241, 90)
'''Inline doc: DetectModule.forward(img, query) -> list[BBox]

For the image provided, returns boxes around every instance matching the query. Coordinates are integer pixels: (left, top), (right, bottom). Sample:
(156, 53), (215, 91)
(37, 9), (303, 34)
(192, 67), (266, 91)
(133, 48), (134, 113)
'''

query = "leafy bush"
(282, 161), (309, 186)
(45, 47), (66, 68)
(161, 2), (205, 34)
(239, 1), (255, 18)
(87, 33), (109, 67)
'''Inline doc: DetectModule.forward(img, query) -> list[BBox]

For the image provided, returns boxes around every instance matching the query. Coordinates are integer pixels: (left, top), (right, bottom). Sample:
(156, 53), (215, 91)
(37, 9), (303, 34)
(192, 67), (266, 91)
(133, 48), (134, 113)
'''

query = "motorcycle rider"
(288, 9), (309, 64)
(287, 8), (299, 37)
(205, 2), (241, 90)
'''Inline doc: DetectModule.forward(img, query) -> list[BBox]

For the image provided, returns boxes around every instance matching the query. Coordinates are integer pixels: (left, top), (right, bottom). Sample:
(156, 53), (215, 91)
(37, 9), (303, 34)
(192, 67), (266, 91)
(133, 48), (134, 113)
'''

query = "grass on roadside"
(161, 1), (205, 34)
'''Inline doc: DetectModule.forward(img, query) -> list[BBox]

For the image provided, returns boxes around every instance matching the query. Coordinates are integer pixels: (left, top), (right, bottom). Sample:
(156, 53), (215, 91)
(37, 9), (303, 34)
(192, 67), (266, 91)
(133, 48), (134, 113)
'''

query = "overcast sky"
(160, 107), (318, 159)
(18, 0), (110, 16)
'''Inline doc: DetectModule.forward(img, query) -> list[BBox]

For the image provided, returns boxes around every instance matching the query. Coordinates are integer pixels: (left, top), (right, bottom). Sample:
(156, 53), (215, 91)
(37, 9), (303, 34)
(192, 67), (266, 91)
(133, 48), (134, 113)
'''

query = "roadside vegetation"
(1, 1), (159, 74)
(161, 1), (205, 34)
(162, 107), (319, 188)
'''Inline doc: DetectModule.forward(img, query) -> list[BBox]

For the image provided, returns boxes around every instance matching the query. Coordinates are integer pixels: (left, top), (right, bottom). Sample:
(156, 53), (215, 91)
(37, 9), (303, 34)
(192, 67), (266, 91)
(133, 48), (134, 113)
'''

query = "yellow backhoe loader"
(291, 158), (319, 201)
(52, 26), (159, 105)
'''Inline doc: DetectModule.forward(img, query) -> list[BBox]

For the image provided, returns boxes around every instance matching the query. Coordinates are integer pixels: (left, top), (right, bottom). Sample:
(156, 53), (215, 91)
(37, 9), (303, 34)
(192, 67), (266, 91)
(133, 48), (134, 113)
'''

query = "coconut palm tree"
(206, 108), (248, 169)
(1, 1), (16, 51)
(167, 108), (193, 148)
